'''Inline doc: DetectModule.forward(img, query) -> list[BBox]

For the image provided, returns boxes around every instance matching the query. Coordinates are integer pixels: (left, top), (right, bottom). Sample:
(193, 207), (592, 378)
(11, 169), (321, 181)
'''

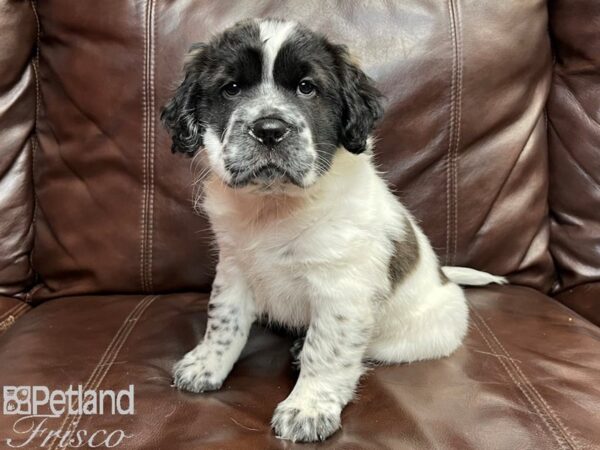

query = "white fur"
(175, 148), (505, 441)
(442, 266), (507, 286)
(366, 223), (470, 363)
(173, 256), (255, 393)
(202, 126), (230, 183)
(259, 19), (297, 82)
(173, 19), (505, 442)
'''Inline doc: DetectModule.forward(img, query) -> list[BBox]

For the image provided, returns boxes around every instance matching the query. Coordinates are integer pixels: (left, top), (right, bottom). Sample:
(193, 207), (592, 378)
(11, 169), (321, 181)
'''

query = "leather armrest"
(0, 0), (37, 295)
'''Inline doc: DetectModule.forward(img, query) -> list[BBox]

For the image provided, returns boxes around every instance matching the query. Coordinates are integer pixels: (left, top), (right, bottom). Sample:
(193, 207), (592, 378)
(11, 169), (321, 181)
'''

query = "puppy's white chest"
(203, 153), (399, 328)
(234, 229), (325, 327)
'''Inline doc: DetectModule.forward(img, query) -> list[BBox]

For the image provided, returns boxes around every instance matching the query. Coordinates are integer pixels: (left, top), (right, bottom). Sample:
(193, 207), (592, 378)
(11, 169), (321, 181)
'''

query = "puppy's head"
(161, 18), (383, 193)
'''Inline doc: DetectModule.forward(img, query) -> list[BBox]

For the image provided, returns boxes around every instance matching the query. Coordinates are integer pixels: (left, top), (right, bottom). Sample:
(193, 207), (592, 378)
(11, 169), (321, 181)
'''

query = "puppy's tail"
(441, 266), (507, 286)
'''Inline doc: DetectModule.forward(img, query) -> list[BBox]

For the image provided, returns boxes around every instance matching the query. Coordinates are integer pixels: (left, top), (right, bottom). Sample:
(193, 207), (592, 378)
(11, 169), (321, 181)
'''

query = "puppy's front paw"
(272, 398), (341, 442)
(172, 349), (224, 393)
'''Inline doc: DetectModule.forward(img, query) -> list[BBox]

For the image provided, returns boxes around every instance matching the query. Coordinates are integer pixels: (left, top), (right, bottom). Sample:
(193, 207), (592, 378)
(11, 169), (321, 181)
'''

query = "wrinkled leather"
(547, 0), (600, 310)
(0, 0), (36, 296)
(27, 1), (212, 299)
(0, 287), (599, 449)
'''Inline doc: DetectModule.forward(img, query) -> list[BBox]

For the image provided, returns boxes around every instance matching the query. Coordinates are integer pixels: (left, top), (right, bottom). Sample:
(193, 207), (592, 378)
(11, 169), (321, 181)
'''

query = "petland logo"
(2, 385), (134, 448)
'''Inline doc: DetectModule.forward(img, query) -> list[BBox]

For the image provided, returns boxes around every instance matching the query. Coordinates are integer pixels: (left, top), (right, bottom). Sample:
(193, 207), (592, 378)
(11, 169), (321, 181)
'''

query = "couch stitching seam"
(27, 0), (41, 301)
(470, 316), (568, 450)
(46, 299), (143, 449)
(147, 0), (156, 291)
(0, 302), (29, 319)
(451, 0), (462, 265)
(48, 295), (158, 450)
(445, 0), (456, 265)
(13, 303), (30, 319)
(0, 316), (16, 332)
(446, 0), (462, 265)
(470, 305), (576, 450)
(511, 355), (583, 449)
(0, 304), (24, 322)
(0, 304), (29, 332)
(446, 0), (462, 266)
(140, 0), (149, 292)
(472, 306), (581, 449)
(55, 295), (158, 448)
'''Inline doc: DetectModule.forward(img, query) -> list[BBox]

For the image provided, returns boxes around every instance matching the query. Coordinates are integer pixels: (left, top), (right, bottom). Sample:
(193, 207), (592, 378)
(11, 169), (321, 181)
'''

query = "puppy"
(161, 18), (505, 443)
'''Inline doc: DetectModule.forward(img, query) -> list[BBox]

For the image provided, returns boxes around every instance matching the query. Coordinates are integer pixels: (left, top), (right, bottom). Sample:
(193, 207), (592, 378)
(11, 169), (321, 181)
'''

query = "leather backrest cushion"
(548, 0), (600, 292)
(30, 0), (555, 300)
(0, 1), (37, 297)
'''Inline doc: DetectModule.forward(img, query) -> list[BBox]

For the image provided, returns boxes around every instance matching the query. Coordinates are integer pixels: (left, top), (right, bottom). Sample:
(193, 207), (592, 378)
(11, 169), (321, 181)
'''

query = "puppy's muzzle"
(249, 117), (291, 147)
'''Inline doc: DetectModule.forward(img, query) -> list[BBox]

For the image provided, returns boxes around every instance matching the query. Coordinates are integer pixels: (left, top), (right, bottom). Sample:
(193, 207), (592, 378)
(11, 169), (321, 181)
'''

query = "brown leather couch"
(1, 1), (599, 449)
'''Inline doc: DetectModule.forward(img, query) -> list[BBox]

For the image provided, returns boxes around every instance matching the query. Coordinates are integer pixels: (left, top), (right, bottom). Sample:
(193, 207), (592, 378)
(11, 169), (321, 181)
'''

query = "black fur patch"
(161, 20), (262, 155)
(325, 43), (384, 154)
(162, 18), (384, 181)
(388, 220), (420, 284)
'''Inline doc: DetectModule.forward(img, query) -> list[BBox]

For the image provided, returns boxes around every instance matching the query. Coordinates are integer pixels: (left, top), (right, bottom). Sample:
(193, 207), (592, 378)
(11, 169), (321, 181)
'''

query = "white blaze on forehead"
(259, 19), (296, 82)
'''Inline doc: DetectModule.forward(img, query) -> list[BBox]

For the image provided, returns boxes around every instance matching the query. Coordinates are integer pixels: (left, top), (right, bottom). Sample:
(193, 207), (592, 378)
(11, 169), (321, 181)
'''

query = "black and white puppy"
(162, 18), (505, 443)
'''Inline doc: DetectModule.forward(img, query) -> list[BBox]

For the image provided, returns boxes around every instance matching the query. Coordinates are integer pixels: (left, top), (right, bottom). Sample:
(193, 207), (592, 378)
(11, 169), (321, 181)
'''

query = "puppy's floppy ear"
(332, 45), (384, 154)
(160, 43), (207, 156)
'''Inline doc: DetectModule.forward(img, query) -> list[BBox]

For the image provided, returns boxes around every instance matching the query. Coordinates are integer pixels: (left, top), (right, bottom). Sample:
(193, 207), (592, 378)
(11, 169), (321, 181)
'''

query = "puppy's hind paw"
(272, 400), (341, 442)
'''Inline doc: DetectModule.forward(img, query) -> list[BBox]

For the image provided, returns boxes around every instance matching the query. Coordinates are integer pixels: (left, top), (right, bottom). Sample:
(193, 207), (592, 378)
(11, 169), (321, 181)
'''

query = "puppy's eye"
(222, 82), (241, 98)
(297, 79), (316, 97)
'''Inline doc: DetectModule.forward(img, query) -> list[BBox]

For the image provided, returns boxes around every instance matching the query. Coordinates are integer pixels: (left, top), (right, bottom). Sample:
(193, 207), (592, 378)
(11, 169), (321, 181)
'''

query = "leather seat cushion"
(1, 286), (598, 449)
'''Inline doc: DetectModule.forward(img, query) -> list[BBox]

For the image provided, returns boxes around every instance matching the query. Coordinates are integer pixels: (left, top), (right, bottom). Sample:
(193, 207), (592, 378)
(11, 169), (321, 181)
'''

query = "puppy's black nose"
(250, 118), (290, 147)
